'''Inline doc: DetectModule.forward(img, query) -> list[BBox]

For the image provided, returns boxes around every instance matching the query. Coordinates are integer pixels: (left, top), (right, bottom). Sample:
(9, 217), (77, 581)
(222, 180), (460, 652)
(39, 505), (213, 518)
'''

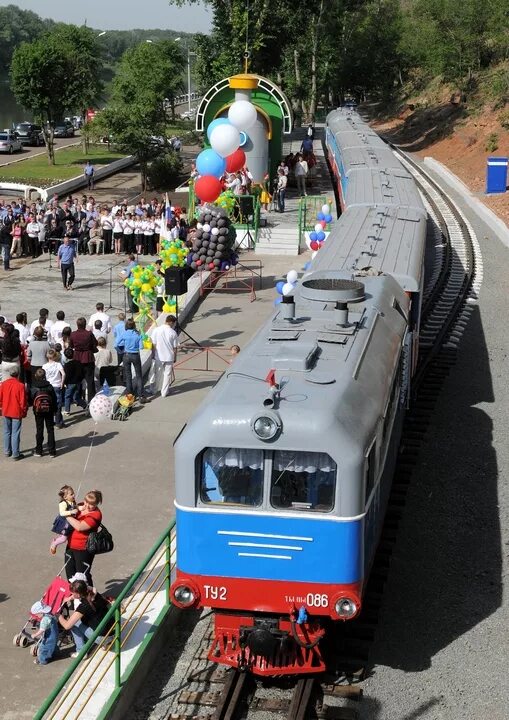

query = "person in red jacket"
(0, 366), (28, 460)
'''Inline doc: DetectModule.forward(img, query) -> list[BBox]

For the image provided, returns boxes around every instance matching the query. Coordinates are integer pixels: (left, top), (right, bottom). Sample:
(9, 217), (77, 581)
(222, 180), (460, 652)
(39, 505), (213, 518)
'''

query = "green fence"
(34, 521), (175, 720)
(297, 194), (334, 247)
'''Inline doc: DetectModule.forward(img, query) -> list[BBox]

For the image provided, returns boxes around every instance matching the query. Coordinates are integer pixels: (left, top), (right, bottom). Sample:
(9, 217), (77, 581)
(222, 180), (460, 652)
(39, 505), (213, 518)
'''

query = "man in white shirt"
(150, 315), (178, 397)
(87, 302), (112, 334)
(13, 312), (30, 345)
(30, 308), (54, 335)
(294, 153), (309, 197)
(49, 310), (71, 345)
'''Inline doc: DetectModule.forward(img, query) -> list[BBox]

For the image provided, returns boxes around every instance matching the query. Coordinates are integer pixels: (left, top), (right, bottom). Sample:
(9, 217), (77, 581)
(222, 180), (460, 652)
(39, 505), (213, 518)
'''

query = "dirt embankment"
(370, 100), (509, 226)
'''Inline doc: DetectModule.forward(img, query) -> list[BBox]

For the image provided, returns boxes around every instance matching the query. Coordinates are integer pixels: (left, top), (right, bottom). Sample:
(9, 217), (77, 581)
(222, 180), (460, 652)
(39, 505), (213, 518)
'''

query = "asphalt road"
(0, 134), (80, 167)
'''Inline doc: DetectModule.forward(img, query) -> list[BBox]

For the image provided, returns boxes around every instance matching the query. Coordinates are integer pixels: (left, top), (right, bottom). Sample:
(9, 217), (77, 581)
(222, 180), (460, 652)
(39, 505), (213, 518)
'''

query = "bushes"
(146, 150), (183, 191)
(485, 132), (499, 152)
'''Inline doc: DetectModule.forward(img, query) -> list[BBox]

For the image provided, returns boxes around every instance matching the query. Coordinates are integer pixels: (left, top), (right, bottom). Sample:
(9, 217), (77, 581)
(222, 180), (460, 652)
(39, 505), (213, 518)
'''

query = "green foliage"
(99, 40), (186, 190)
(146, 151), (183, 190)
(10, 25), (102, 164)
(498, 110), (509, 130)
(485, 132), (499, 152)
(0, 4), (53, 73)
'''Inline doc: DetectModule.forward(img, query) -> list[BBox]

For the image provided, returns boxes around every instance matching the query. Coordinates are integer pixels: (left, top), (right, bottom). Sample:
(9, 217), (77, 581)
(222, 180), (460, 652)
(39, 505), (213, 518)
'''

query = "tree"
(100, 40), (185, 190)
(10, 26), (103, 163)
(0, 4), (53, 74)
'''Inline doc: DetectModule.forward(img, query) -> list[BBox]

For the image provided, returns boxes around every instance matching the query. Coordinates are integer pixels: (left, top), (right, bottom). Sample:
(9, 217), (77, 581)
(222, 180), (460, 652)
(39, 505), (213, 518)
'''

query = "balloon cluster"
(274, 269), (298, 305)
(305, 203), (333, 258)
(123, 229), (190, 327)
(190, 207), (238, 271)
(194, 100), (258, 205)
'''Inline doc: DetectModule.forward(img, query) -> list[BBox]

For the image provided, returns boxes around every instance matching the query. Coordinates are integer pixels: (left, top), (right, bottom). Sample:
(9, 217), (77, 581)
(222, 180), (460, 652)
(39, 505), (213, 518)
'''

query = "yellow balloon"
(141, 283), (152, 293)
(162, 303), (172, 312)
(168, 305), (176, 313)
(149, 277), (157, 287)
(133, 278), (142, 287)
(143, 339), (153, 350)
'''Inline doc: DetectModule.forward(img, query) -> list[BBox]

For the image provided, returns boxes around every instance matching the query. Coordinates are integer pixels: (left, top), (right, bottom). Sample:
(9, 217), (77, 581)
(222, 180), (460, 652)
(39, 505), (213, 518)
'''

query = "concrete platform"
(0, 245), (303, 718)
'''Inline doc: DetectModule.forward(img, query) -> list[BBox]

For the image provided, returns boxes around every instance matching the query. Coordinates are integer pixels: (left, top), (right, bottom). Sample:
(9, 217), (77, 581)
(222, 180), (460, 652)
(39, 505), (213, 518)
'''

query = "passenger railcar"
(170, 110), (428, 676)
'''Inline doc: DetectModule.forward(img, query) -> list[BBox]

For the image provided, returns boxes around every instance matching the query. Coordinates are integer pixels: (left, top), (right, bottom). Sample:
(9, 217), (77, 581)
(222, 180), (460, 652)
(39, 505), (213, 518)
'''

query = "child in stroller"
(14, 575), (71, 663)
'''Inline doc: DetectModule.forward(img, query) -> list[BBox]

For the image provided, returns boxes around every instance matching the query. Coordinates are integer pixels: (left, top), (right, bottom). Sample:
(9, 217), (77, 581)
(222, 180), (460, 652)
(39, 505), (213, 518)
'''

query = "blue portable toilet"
(486, 157), (508, 194)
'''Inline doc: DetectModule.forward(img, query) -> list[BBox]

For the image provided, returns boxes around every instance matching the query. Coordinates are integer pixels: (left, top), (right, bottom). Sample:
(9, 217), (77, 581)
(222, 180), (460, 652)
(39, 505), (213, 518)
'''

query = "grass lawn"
(0, 145), (126, 187)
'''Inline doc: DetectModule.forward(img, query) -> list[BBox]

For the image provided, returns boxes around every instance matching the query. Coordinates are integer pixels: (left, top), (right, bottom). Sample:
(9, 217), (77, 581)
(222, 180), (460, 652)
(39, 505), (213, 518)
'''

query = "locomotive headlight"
(335, 598), (357, 619)
(252, 412), (281, 440)
(171, 582), (199, 608)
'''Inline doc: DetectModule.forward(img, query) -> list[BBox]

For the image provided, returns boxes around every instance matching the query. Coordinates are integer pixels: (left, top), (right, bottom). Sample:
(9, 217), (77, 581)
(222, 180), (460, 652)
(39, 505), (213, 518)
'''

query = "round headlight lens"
(174, 585), (196, 607)
(253, 415), (278, 439)
(335, 598), (357, 618)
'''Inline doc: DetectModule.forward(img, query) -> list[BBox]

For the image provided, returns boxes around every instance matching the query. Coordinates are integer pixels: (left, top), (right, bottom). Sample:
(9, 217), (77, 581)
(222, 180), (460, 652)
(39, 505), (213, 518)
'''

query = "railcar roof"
(344, 167), (425, 216)
(310, 205), (425, 292)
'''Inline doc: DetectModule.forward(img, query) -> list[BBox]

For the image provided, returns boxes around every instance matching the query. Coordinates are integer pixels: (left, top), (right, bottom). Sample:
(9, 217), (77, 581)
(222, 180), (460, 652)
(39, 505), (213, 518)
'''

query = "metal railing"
(34, 521), (176, 720)
(297, 194), (332, 247)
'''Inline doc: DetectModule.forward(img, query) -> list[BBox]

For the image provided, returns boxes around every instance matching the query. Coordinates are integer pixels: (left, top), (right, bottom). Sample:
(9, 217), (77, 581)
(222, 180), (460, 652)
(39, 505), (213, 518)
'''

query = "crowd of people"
(0, 301), (179, 461)
(0, 193), (190, 272)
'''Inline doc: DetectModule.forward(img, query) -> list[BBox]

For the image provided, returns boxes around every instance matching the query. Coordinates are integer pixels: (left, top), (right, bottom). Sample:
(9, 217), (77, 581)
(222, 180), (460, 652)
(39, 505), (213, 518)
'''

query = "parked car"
(0, 131), (23, 154)
(14, 122), (44, 146)
(54, 121), (75, 138)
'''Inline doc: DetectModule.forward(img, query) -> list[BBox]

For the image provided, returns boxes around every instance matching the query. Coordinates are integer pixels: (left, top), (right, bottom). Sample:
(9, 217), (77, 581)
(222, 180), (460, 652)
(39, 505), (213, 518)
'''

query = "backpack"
(33, 390), (52, 414)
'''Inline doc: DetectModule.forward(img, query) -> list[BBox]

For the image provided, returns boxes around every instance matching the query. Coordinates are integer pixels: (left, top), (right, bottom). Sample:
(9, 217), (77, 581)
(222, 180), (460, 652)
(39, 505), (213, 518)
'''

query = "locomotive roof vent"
(301, 272), (365, 329)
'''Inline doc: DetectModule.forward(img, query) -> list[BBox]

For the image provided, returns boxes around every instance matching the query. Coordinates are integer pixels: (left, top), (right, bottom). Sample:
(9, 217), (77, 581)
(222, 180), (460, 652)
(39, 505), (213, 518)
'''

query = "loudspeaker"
(238, 195), (254, 220)
(165, 266), (194, 296)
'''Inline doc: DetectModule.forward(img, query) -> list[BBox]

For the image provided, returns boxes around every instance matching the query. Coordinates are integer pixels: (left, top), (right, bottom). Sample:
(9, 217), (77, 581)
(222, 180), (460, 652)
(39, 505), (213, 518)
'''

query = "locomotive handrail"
(34, 521), (176, 720)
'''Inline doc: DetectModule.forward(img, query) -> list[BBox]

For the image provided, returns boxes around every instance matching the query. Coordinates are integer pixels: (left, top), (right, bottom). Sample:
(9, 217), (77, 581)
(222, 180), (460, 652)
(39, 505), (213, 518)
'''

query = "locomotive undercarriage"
(209, 611), (326, 676)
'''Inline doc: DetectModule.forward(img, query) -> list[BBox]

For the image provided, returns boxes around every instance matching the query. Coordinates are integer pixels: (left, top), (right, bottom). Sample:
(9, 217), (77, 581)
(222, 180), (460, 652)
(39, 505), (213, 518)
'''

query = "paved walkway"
(0, 242), (303, 718)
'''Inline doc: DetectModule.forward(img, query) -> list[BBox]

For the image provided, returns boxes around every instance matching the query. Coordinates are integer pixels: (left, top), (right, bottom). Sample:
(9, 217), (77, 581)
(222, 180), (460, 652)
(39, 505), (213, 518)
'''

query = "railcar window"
(270, 451), (336, 512)
(200, 448), (264, 506)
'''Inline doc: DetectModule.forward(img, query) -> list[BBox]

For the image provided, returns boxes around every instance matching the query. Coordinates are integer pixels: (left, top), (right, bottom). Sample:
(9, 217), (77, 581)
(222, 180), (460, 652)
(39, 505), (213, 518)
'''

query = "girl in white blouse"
(122, 213), (135, 254)
(134, 217), (143, 255)
(113, 212), (124, 255)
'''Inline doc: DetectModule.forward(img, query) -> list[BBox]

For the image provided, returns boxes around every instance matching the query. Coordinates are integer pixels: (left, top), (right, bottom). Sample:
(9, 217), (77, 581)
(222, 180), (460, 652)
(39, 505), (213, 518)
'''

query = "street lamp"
(174, 37), (196, 113)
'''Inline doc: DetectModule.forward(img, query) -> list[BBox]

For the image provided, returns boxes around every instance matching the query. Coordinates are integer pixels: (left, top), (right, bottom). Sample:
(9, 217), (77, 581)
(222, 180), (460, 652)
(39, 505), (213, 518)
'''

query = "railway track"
(157, 153), (483, 720)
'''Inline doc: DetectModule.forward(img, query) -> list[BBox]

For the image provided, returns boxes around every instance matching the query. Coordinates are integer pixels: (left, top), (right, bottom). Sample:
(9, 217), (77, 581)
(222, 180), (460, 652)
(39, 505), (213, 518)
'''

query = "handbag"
(86, 524), (114, 555)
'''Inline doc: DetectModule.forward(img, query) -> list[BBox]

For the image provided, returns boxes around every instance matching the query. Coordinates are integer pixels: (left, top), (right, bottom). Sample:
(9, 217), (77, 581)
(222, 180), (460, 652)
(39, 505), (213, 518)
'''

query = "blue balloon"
(274, 297), (282, 306)
(325, 213), (333, 223)
(309, 231), (318, 242)
(316, 231), (326, 241)
(196, 148), (226, 178)
(317, 211), (325, 221)
(276, 280), (285, 294)
(206, 118), (230, 141)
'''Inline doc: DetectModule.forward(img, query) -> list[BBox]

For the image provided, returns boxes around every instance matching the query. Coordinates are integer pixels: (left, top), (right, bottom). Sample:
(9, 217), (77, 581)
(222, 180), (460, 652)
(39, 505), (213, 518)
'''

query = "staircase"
(255, 225), (300, 255)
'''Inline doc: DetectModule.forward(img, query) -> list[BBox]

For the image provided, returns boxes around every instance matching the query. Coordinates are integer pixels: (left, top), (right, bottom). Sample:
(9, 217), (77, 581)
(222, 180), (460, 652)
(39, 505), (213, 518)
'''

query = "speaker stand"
(175, 295), (203, 349)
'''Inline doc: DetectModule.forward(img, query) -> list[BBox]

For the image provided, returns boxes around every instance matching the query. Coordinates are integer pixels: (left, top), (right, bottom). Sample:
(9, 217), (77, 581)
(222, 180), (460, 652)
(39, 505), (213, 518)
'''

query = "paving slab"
(0, 242), (304, 718)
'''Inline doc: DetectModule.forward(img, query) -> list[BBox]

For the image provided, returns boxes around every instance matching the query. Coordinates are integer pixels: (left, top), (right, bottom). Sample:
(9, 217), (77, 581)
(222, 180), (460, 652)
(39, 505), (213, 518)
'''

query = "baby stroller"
(112, 393), (135, 421)
(13, 575), (72, 655)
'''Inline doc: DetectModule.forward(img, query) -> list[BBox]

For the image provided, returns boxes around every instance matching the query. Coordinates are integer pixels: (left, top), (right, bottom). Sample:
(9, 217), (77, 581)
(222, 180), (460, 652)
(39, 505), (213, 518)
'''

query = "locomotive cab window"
(270, 451), (336, 512)
(200, 448), (264, 506)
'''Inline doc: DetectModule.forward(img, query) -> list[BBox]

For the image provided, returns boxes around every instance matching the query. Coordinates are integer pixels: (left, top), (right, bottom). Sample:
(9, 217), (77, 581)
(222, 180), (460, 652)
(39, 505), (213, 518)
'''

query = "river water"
(0, 80), (32, 129)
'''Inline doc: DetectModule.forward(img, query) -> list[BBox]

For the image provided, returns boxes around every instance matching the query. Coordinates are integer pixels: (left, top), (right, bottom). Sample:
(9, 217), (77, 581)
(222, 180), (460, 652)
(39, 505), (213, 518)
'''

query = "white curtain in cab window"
(273, 450), (335, 474)
(205, 447), (264, 470)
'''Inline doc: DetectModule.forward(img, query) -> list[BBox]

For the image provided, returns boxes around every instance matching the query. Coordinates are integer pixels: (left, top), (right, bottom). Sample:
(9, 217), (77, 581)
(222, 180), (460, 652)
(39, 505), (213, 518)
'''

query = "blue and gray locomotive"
(170, 110), (427, 676)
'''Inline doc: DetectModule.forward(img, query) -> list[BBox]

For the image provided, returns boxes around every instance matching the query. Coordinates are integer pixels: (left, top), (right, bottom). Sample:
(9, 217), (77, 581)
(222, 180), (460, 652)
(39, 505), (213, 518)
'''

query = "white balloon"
(211, 227), (219, 235)
(202, 223), (211, 232)
(282, 282), (294, 296)
(322, 204), (330, 214)
(89, 394), (113, 424)
(314, 223), (323, 233)
(286, 269), (298, 284)
(196, 222), (203, 229)
(228, 100), (258, 130)
(210, 123), (240, 158)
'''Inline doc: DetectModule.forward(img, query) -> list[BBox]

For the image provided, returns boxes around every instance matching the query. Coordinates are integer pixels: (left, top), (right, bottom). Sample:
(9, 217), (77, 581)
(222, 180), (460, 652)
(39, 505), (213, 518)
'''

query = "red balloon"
(196, 259), (202, 266)
(195, 175), (222, 203)
(320, 220), (327, 229)
(310, 241), (319, 251)
(225, 148), (246, 173)
(209, 262), (215, 269)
